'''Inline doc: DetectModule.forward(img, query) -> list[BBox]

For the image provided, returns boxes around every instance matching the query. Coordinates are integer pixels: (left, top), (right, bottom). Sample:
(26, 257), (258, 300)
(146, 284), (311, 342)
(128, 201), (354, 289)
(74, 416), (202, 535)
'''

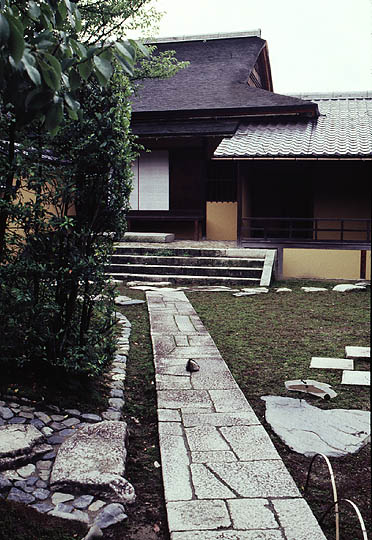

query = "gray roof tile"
(214, 96), (372, 158)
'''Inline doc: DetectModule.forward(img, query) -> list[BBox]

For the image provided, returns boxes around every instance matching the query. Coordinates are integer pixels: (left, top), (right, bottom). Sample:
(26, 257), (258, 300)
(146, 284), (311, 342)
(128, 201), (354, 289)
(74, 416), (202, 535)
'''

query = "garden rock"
(114, 295), (144, 306)
(0, 424), (45, 469)
(301, 287), (328, 292)
(285, 379), (337, 400)
(94, 503), (127, 529)
(50, 421), (135, 504)
(262, 396), (370, 457)
(333, 284), (366, 292)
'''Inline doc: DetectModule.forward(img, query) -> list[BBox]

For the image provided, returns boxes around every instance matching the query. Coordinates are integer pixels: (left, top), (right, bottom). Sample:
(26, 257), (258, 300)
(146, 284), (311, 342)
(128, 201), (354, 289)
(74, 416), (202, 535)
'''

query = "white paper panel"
(129, 158), (139, 210)
(138, 151), (169, 210)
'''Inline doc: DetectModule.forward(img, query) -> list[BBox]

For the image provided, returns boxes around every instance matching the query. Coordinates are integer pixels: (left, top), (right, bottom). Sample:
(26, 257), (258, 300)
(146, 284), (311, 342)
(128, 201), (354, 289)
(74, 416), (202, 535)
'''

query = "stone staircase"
(108, 245), (276, 287)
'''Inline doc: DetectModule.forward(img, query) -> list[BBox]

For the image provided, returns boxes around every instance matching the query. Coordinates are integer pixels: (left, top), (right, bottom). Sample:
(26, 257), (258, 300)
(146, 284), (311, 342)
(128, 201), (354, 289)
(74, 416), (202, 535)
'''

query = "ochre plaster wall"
(206, 202), (237, 240)
(283, 249), (369, 280)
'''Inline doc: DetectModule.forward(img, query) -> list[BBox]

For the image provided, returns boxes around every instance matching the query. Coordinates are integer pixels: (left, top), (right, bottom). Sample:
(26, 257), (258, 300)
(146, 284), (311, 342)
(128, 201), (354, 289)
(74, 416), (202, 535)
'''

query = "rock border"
(0, 310), (131, 533)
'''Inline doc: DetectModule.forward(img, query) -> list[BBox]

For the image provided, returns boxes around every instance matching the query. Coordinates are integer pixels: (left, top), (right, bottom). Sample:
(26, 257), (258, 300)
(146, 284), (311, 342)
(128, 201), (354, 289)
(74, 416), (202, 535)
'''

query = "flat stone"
(167, 500), (230, 532)
(73, 494), (94, 509)
(102, 410), (122, 421)
(310, 357), (354, 370)
(34, 412), (52, 424)
(30, 419), (45, 429)
(191, 450), (237, 463)
(55, 502), (73, 513)
(81, 413), (102, 422)
(228, 498), (279, 529)
(48, 508), (89, 523)
(88, 499), (106, 512)
(185, 426), (230, 452)
(158, 422), (183, 437)
(333, 284), (366, 292)
(0, 407), (14, 420)
(31, 502), (54, 513)
(52, 492), (75, 505)
(262, 396), (370, 457)
(8, 417), (26, 424)
(41, 427), (53, 436)
(341, 370), (370, 386)
(158, 409), (181, 422)
(0, 474), (12, 490)
(33, 488), (50, 500)
(115, 296), (144, 306)
(62, 417), (81, 427)
(7, 487), (35, 504)
(276, 287), (292, 292)
(301, 287), (328, 292)
(108, 398), (125, 410)
(182, 410), (260, 427)
(159, 435), (192, 502)
(51, 421), (135, 504)
(123, 232), (175, 243)
(51, 414), (65, 422)
(345, 346), (370, 359)
(47, 434), (65, 445)
(0, 425), (45, 467)
(17, 463), (36, 477)
(157, 390), (212, 410)
(209, 388), (252, 413)
(208, 461), (300, 497)
(71, 509), (89, 524)
(172, 532), (283, 540)
(240, 287), (269, 294)
(36, 459), (52, 470)
(190, 368), (237, 390)
(14, 480), (34, 493)
(64, 409), (81, 416)
(190, 464), (235, 499)
(220, 425), (280, 460)
(156, 374), (192, 390)
(273, 498), (327, 540)
(94, 503), (127, 528)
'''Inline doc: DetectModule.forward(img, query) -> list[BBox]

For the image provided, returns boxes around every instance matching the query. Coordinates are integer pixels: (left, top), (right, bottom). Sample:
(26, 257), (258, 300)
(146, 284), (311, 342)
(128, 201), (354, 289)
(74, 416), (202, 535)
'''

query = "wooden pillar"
(236, 161), (242, 244)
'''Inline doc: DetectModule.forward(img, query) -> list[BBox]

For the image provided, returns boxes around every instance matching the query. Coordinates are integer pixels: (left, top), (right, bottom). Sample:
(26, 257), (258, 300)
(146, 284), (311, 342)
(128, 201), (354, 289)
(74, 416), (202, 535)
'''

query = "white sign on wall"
(129, 150), (169, 210)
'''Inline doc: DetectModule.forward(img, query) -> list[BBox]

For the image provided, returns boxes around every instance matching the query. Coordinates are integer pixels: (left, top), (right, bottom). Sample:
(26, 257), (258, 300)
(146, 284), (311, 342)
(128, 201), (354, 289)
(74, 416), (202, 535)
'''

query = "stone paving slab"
(345, 346), (370, 359)
(310, 357), (354, 370)
(147, 289), (327, 540)
(341, 370), (370, 386)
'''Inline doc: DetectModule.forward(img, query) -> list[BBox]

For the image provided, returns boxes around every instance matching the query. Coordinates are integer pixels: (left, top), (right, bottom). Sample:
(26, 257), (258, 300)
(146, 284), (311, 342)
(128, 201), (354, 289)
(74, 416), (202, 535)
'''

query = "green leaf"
(64, 91), (80, 112)
(39, 59), (60, 91)
(115, 41), (134, 60)
(42, 53), (62, 80)
(94, 67), (109, 87)
(0, 13), (10, 46)
(115, 53), (133, 76)
(78, 58), (92, 80)
(22, 58), (41, 85)
(70, 38), (86, 58)
(28, 1), (41, 20)
(129, 39), (148, 57)
(7, 14), (25, 64)
(93, 55), (113, 80)
(25, 88), (51, 111)
(58, 1), (67, 20)
(68, 68), (80, 91)
(44, 97), (63, 133)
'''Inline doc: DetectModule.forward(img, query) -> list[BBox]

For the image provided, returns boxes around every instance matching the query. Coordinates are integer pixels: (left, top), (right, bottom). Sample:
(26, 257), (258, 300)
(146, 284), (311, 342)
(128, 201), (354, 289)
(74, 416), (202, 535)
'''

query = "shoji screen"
(129, 151), (169, 210)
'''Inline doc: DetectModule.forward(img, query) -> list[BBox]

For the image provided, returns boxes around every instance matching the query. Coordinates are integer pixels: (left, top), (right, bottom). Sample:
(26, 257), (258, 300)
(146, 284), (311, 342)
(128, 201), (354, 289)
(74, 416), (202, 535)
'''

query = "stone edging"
(0, 310), (131, 534)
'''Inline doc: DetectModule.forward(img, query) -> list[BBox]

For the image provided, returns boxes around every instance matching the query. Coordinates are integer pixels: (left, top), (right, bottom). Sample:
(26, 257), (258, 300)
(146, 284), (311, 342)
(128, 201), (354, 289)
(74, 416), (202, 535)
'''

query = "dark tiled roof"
(214, 94), (372, 158)
(132, 118), (240, 137)
(131, 35), (317, 118)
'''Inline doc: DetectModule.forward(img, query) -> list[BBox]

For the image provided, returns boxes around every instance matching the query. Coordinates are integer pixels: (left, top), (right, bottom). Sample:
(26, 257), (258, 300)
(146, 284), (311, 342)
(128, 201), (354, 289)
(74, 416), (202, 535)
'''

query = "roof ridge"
(145, 30), (261, 44)
(284, 91), (372, 100)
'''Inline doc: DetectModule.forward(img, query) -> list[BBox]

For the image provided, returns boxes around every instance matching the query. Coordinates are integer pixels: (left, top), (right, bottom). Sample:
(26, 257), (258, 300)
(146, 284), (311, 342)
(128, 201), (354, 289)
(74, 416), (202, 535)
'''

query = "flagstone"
(345, 346), (370, 359)
(157, 390), (213, 410)
(156, 374), (192, 390)
(310, 357), (354, 370)
(209, 388), (252, 412)
(159, 436), (192, 502)
(182, 411), (260, 428)
(220, 425), (280, 461)
(167, 500), (230, 531)
(227, 498), (278, 529)
(190, 464), (236, 499)
(191, 450), (237, 463)
(185, 426), (230, 452)
(171, 532), (283, 540)
(273, 498), (327, 540)
(341, 370), (370, 386)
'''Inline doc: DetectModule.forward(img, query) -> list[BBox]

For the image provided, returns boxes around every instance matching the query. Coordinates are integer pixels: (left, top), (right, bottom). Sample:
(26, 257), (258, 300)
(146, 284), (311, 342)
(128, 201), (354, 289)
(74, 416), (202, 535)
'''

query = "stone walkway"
(148, 288), (327, 540)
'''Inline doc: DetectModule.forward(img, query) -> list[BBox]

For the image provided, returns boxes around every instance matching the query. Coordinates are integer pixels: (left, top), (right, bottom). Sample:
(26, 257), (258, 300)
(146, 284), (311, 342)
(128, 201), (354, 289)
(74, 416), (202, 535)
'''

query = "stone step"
(107, 272), (261, 286)
(109, 264), (263, 278)
(111, 255), (264, 268)
(114, 245), (268, 259)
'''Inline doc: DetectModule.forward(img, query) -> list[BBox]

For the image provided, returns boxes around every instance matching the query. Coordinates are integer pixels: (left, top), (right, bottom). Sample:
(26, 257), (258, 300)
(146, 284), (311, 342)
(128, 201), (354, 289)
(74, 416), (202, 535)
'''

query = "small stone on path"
(301, 287), (328, 292)
(341, 370), (370, 386)
(94, 503), (127, 529)
(333, 284), (366, 292)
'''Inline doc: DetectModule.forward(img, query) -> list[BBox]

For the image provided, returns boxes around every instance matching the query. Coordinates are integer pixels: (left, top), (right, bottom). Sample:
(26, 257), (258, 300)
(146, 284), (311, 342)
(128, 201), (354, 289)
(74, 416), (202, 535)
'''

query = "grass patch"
(187, 279), (370, 540)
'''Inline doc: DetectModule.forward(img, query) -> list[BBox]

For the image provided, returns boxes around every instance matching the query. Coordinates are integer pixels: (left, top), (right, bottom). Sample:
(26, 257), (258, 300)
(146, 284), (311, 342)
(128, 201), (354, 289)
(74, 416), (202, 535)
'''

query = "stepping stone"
(310, 357), (354, 370)
(345, 346), (370, 359)
(341, 371), (370, 386)
(301, 287), (328, 292)
(333, 284), (366, 292)
(0, 425), (46, 469)
(51, 421), (135, 504)
(123, 232), (175, 243)
(262, 396), (370, 457)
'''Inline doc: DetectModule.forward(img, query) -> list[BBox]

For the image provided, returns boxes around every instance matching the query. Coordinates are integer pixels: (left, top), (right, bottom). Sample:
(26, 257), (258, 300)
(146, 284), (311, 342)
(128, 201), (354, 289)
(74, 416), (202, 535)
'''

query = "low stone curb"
(0, 309), (132, 532)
